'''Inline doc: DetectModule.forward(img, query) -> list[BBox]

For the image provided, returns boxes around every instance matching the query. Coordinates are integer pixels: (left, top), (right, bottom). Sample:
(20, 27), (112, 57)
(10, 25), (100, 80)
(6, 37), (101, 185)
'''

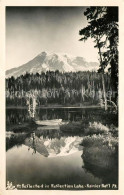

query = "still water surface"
(6, 108), (117, 190)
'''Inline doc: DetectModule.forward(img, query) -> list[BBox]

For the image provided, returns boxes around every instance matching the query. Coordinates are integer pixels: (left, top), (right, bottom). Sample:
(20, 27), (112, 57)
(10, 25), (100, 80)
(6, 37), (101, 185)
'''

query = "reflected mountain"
(25, 132), (83, 157)
(6, 108), (118, 188)
(6, 129), (83, 158)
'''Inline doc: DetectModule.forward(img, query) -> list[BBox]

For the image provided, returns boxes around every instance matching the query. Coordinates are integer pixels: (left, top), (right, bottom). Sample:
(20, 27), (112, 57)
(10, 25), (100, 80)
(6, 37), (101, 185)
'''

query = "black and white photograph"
(5, 5), (119, 191)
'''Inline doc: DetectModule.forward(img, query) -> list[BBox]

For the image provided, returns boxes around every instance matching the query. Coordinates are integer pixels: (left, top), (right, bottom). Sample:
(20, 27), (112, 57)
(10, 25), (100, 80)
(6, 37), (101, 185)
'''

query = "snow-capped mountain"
(6, 51), (98, 78)
(24, 136), (83, 158)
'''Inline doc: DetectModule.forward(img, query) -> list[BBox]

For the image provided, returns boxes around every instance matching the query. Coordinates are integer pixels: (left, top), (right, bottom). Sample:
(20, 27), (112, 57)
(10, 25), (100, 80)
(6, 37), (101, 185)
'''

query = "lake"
(6, 108), (118, 190)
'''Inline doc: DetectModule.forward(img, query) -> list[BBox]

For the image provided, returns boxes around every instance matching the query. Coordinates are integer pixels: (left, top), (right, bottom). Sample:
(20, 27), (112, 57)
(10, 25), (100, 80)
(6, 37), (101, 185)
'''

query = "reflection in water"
(6, 129), (118, 189)
(28, 132), (37, 155)
(6, 108), (118, 127)
(6, 131), (103, 188)
(25, 134), (83, 158)
(6, 108), (101, 125)
(7, 145), (103, 188)
(6, 129), (63, 152)
(6, 133), (29, 151)
(82, 159), (118, 186)
(6, 108), (118, 190)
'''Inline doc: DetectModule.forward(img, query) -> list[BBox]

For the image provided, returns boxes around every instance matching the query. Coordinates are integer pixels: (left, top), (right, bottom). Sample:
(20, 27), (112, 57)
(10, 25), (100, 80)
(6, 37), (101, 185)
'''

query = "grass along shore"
(60, 119), (118, 176)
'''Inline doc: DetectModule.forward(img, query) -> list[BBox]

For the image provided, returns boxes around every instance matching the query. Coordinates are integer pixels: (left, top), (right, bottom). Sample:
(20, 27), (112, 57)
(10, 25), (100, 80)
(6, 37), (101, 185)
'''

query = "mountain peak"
(6, 51), (99, 78)
(38, 51), (47, 56)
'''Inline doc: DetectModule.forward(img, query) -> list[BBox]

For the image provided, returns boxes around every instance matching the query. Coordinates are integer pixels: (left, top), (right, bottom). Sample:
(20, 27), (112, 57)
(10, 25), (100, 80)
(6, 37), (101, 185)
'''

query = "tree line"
(6, 71), (112, 106)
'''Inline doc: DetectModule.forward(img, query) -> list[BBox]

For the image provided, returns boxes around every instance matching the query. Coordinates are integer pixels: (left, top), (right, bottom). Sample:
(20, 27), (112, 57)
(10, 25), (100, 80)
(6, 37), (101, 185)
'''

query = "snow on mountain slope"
(6, 51), (99, 78)
(24, 136), (83, 158)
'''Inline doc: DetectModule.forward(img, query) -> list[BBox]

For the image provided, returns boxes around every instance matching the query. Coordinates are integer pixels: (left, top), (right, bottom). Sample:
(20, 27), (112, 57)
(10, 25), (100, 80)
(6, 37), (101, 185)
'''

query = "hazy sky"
(6, 7), (99, 70)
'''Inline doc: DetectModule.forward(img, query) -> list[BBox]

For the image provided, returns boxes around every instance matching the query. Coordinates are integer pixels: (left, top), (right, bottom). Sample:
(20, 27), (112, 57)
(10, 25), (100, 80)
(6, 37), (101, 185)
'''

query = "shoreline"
(6, 105), (102, 109)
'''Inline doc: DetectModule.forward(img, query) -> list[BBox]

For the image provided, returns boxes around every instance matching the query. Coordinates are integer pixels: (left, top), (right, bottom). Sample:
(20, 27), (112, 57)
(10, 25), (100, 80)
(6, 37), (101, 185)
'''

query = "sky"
(6, 6), (99, 70)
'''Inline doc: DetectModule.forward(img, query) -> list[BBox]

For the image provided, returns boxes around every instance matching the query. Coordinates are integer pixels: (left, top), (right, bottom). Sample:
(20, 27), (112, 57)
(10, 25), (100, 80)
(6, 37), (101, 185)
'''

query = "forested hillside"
(6, 71), (111, 106)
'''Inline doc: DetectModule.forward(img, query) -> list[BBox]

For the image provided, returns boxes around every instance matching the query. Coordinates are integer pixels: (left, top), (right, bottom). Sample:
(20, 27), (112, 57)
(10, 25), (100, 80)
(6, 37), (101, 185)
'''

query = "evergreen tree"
(79, 7), (118, 104)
